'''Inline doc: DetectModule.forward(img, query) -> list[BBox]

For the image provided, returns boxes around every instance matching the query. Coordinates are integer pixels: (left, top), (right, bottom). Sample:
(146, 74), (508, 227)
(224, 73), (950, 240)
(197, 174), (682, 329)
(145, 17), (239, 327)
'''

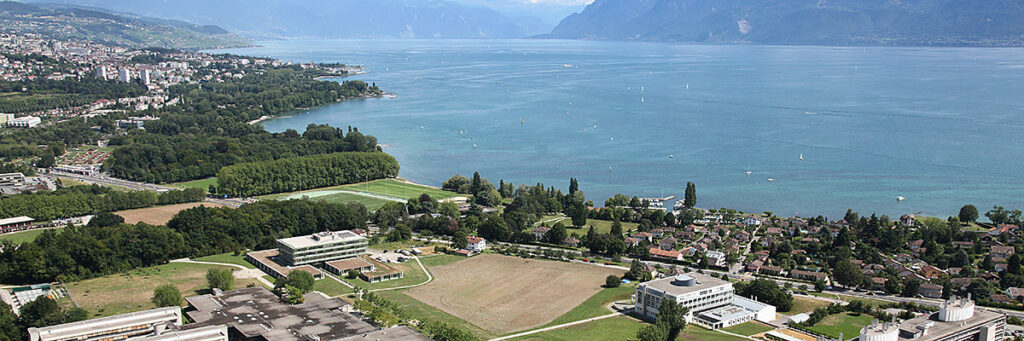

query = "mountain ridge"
(544, 0), (1024, 46)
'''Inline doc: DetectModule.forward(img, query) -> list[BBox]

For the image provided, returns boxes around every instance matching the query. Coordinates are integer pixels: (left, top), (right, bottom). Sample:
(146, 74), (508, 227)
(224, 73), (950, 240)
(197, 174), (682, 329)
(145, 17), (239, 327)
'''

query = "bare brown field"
(115, 202), (226, 225)
(404, 254), (620, 334)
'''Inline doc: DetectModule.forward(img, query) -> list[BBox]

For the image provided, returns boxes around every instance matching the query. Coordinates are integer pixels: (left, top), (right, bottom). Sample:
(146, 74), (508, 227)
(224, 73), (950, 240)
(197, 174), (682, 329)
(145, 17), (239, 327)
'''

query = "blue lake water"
(214, 39), (1024, 218)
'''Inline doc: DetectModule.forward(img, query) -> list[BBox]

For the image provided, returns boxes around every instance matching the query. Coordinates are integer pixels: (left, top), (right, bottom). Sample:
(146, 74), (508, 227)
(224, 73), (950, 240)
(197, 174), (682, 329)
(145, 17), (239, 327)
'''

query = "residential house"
(651, 228), (665, 238)
(466, 236), (487, 253)
(790, 270), (827, 282)
(952, 241), (975, 249)
(991, 245), (1015, 260)
(991, 294), (1013, 304)
(760, 266), (783, 276)
(532, 226), (550, 241)
(649, 247), (683, 262)
(908, 240), (924, 252)
(870, 277), (888, 291)
(919, 283), (943, 298)
(950, 278), (973, 291)
(659, 237), (677, 251)
(899, 214), (915, 226)
(624, 237), (640, 247)
(1006, 287), (1024, 300)
(705, 250), (727, 267)
(634, 232), (654, 243)
(765, 227), (783, 236)
(920, 265), (947, 279)
(746, 260), (763, 272)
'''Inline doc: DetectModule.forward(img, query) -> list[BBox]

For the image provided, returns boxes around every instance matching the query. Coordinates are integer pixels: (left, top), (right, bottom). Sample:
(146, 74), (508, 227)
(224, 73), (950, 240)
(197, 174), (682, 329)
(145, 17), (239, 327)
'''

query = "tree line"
(0, 185), (205, 220)
(216, 151), (398, 197)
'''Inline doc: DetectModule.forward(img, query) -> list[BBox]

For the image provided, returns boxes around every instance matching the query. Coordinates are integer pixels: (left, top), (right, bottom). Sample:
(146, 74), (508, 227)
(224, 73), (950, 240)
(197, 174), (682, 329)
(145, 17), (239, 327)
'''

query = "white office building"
(8, 116), (40, 128)
(277, 230), (368, 266)
(706, 250), (727, 267)
(634, 273), (776, 329)
(859, 295), (1006, 341)
(95, 66), (107, 79)
(0, 113), (13, 125)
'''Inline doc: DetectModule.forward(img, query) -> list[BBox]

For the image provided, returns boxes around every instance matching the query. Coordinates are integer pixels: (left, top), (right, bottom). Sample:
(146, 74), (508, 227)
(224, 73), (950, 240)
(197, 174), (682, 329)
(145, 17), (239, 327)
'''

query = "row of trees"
(0, 296), (88, 341)
(216, 152), (399, 197)
(0, 76), (146, 113)
(0, 185), (205, 220)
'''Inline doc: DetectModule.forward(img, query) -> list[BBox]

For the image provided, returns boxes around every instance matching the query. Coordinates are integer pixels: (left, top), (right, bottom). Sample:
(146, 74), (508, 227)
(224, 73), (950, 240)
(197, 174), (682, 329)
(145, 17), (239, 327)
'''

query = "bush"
(206, 268), (233, 291)
(151, 284), (182, 307)
(606, 275), (621, 288)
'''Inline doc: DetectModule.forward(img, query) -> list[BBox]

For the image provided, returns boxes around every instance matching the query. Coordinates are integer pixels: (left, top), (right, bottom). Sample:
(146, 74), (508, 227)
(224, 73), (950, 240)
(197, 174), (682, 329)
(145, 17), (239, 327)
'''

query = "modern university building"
(276, 230), (368, 266)
(859, 295), (1005, 341)
(634, 272), (776, 329)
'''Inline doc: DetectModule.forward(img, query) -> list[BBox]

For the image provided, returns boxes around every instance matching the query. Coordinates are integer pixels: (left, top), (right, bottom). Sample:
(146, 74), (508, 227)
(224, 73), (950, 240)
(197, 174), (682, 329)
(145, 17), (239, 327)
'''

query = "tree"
(545, 223), (568, 245)
(470, 172), (483, 196)
(814, 280), (826, 292)
(17, 297), (63, 328)
(206, 268), (234, 291)
(884, 277), (902, 294)
(834, 260), (863, 289)
(284, 285), (305, 304)
(983, 255), (995, 271)
(606, 275), (621, 288)
(568, 177), (578, 195)
(0, 302), (22, 341)
(568, 200), (587, 227)
(636, 324), (668, 341)
(966, 280), (992, 301)
(655, 299), (688, 340)
(452, 230), (469, 249)
(86, 212), (124, 227)
(347, 269), (360, 279)
(683, 182), (697, 208)
(959, 204), (979, 223)
(424, 321), (476, 341)
(627, 259), (645, 280)
(287, 270), (315, 294)
(952, 250), (971, 268)
(736, 279), (793, 312)
(152, 284), (182, 307)
(442, 175), (470, 193)
(1011, 254), (1023, 275)
(610, 220), (623, 237)
(902, 279), (921, 297)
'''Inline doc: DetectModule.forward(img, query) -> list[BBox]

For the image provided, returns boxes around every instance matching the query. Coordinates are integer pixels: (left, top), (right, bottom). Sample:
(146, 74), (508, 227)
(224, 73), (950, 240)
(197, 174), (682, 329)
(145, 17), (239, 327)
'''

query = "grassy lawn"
(543, 284), (635, 327)
(721, 321), (775, 336)
(789, 296), (832, 314)
(66, 262), (256, 318)
(172, 177), (218, 192)
(418, 254), (465, 268)
(509, 315), (745, 341)
(378, 290), (495, 340)
(805, 312), (874, 339)
(340, 179), (459, 200)
(318, 193), (393, 210)
(193, 252), (255, 269)
(314, 278), (353, 297)
(55, 177), (91, 187)
(567, 219), (640, 235)
(368, 240), (446, 254)
(0, 227), (63, 244)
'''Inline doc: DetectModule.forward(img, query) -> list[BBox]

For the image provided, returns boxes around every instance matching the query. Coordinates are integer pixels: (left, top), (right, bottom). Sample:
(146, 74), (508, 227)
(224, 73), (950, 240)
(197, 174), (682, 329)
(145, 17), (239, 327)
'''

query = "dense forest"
(106, 125), (381, 183)
(0, 199), (366, 284)
(0, 185), (205, 220)
(217, 152), (399, 197)
(0, 76), (146, 113)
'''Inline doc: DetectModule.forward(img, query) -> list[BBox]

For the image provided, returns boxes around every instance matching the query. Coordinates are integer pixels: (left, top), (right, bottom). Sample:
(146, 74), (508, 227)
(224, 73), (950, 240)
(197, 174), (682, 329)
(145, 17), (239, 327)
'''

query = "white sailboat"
(799, 153), (804, 161)
(745, 164), (752, 175)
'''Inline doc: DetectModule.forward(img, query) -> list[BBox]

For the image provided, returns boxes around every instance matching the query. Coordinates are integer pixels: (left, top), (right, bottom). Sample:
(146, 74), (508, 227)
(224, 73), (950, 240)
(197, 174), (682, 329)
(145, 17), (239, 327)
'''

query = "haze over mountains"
(546, 0), (1024, 46)
(35, 0), (555, 39)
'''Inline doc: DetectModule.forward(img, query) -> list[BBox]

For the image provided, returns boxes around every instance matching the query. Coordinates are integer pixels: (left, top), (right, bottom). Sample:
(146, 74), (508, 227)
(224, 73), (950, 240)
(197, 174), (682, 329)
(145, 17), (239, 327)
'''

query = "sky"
(451, 0), (594, 27)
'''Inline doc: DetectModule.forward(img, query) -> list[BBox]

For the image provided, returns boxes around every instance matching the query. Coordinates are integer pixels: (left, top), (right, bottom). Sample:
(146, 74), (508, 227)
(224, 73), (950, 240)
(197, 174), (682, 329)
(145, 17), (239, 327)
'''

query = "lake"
(214, 39), (1024, 218)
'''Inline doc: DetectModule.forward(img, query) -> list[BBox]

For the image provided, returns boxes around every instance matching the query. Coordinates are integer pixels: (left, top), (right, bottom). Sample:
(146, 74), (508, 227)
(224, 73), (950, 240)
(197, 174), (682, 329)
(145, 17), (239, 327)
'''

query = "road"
(49, 171), (249, 207)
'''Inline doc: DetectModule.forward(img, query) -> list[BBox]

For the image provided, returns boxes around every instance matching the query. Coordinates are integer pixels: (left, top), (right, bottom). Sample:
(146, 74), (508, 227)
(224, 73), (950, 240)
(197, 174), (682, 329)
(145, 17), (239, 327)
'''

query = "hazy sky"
(451, 0), (593, 26)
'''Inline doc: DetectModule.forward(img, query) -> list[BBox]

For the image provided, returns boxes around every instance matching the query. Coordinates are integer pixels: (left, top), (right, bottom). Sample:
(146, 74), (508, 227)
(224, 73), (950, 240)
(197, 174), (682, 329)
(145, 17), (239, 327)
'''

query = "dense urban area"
(0, 13), (1023, 341)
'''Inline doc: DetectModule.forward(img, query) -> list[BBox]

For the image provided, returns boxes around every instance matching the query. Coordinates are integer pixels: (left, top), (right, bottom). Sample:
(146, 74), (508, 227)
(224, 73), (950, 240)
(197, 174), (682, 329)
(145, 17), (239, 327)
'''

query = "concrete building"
(94, 66), (107, 79)
(634, 272), (776, 329)
(28, 306), (182, 341)
(0, 216), (33, 233)
(115, 116), (159, 129)
(0, 172), (25, 186)
(466, 236), (486, 252)
(119, 68), (131, 82)
(8, 116), (40, 128)
(859, 295), (1005, 341)
(185, 287), (428, 341)
(0, 113), (13, 125)
(140, 69), (152, 85)
(276, 230), (368, 266)
(705, 250), (727, 267)
(138, 325), (228, 341)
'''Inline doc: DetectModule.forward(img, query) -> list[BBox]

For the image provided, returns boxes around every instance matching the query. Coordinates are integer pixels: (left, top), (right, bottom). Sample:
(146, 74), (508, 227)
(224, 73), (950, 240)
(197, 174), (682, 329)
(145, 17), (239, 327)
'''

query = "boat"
(641, 85), (645, 92)
(641, 97), (645, 103)
(473, 144), (477, 149)
(609, 137), (614, 141)
(521, 117), (524, 125)
(669, 154), (675, 158)
(745, 163), (752, 175)
(562, 64), (573, 68)
(799, 153), (804, 161)
(897, 196), (906, 201)
(766, 178), (775, 182)
(686, 83), (689, 89)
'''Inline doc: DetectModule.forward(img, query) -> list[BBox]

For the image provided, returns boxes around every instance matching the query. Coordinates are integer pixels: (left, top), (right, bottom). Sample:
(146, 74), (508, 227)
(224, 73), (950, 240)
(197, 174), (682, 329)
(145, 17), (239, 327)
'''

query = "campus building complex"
(634, 273), (776, 329)
(859, 295), (1005, 341)
(26, 306), (227, 341)
(277, 230), (368, 266)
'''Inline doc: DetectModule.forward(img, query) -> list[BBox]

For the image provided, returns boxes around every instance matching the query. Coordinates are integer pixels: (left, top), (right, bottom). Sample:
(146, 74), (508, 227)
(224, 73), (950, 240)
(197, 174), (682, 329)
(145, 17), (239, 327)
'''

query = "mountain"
(545, 0), (1024, 46)
(35, 0), (538, 39)
(0, 1), (247, 49)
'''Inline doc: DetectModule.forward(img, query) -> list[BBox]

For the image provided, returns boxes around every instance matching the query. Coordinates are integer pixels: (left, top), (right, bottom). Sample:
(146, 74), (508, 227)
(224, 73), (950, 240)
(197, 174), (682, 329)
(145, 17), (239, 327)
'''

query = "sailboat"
(521, 117), (524, 125)
(745, 164), (752, 175)
(799, 153), (804, 161)
(669, 154), (675, 159)
(641, 97), (645, 103)
(686, 83), (689, 90)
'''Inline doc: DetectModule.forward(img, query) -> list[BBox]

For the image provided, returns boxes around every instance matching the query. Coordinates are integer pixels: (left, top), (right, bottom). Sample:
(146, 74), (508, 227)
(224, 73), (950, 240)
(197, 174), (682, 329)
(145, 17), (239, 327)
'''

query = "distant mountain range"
(0, 1), (247, 49)
(34, 0), (541, 40)
(545, 0), (1024, 46)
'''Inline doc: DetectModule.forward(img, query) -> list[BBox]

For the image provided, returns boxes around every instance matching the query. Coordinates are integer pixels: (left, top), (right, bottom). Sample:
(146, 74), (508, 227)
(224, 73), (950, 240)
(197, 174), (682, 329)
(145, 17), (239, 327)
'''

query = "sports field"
(804, 312), (874, 339)
(115, 202), (226, 225)
(0, 227), (63, 244)
(404, 254), (620, 334)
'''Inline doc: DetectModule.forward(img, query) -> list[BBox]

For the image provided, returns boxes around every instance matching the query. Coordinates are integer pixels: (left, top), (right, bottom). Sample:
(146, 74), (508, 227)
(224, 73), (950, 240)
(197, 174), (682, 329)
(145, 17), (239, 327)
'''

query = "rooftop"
(28, 306), (179, 341)
(185, 287), (382, 341)
(247, 249), (323, 278)
(0, 216), (33, 225)
(896, 305), (1003, 341)
(278, 230), (365, 250)
(334, 326), (431, 341)
(639, 272), (730, 296)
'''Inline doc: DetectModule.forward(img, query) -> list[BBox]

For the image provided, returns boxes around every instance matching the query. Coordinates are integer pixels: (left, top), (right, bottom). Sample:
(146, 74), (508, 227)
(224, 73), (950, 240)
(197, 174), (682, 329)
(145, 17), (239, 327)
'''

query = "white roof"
(277, 230), (365, 249)
(0, 216), (33, 226)
(789, 313), (810, 323)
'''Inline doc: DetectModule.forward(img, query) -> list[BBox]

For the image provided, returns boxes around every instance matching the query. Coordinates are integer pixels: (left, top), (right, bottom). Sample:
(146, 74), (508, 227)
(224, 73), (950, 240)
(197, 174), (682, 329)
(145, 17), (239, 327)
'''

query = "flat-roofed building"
(245, 249), (325, 280)
(276, 230), (368, 266)
(139, 325), (228, 341)
(859, 295), (1006, 341)
(28, 306), (181, 341)
(0, 216), (32, 233)
(634, 272), (776, 329)
(0, 172), (24, 186)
